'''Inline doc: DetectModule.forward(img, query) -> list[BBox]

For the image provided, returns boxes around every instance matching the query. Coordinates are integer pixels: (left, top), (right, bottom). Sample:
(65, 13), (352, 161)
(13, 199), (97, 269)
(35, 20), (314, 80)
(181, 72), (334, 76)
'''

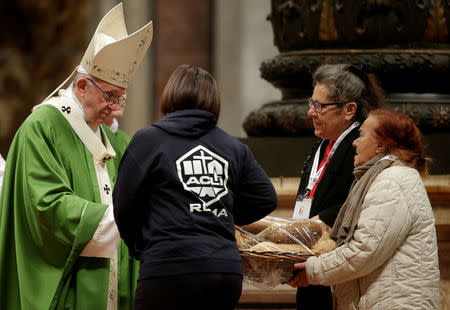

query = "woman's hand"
(287, 262), (310, 287)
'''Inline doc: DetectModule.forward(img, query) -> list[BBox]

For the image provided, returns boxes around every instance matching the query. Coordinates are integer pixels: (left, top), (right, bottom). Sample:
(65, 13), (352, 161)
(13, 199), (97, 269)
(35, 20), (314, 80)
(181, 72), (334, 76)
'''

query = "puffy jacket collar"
(153, 109), (217, 137)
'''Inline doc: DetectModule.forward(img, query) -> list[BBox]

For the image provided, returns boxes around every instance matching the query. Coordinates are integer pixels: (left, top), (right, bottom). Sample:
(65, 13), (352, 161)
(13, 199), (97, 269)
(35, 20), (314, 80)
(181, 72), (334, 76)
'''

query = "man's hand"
(287, 262), (309, 288)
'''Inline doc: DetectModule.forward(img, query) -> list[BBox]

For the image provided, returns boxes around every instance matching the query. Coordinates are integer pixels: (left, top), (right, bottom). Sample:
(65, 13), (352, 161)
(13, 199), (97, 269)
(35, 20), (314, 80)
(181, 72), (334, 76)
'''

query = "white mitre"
(43, 2), (153, 101)
(78, 2), (152, 87)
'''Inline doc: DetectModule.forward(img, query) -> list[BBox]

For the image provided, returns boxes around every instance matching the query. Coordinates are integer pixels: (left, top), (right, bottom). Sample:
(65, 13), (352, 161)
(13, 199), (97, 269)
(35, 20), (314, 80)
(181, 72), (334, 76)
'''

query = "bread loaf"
(235, 229), (258, 249)
(249, 241), (280, 252)
(255, 220), (323, 248)
(250, 241), (311, 254)
(240, 221), (272, 235)
(311, 239), (336, 254)
(240, 217), (287, 234)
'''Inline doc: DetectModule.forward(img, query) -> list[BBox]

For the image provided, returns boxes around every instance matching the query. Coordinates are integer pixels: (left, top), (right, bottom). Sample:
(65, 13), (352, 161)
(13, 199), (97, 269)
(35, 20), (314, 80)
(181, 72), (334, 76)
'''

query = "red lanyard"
(307, 141), (335, 198)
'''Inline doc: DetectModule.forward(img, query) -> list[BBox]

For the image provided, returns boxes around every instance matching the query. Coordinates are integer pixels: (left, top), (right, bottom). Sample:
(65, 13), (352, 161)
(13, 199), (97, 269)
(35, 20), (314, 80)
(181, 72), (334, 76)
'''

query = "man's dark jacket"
(295, 126), (359, 310)
(296, 127), (359, 227)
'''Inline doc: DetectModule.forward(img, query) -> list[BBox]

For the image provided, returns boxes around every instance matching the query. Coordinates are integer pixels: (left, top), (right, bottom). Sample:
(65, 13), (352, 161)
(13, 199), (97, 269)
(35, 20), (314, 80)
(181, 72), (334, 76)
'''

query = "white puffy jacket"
(305, 164), (440, 309)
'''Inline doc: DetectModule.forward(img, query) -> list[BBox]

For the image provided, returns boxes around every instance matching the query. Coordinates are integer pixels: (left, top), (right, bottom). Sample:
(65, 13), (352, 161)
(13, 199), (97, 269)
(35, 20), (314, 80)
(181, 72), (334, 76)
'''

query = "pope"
(0, 3), (152, 309)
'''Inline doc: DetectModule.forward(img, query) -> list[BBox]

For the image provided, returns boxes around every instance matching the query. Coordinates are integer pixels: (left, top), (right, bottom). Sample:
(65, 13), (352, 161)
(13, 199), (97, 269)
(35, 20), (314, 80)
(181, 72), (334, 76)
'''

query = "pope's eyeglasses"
(86, 78), (127, 106)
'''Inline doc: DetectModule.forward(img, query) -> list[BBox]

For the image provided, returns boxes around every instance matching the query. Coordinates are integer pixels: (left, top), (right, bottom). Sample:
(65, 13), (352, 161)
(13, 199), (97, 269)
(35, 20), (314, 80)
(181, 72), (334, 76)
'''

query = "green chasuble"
(102, 127), (131, 162)
(0, 103), (138, 309)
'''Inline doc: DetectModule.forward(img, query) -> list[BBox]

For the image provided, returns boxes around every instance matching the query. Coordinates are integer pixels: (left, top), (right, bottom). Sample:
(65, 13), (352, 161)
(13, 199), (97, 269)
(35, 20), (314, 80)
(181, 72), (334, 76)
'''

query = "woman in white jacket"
(288, 109), (440, 309)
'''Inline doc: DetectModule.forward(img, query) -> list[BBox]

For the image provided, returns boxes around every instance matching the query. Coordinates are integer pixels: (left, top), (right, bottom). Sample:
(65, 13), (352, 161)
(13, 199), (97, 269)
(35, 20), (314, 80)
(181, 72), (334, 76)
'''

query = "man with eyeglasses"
(290, 64), (386, 310)
(0, 3), (152, 310)
(99, 80), (132, 163)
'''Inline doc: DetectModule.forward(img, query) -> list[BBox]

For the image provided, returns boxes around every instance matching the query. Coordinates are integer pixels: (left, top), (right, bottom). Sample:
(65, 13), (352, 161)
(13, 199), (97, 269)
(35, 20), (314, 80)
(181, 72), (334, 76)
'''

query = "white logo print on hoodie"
(176, 145), (229, 217)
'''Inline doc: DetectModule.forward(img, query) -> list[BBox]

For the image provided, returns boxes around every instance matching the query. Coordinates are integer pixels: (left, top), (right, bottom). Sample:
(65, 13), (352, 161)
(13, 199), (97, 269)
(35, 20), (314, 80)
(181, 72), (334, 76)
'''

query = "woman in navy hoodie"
(113, 64), (278, 310)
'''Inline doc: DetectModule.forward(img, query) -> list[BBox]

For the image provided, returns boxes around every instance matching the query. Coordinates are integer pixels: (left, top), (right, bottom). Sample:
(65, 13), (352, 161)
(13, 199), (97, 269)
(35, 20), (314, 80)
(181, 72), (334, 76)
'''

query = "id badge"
(293, 195), (312, 219)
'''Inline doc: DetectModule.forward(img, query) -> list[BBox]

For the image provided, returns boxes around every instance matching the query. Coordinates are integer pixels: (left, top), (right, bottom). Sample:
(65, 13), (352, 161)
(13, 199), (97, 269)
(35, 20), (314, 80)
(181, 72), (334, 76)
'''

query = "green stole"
(35, 97), (119, 309)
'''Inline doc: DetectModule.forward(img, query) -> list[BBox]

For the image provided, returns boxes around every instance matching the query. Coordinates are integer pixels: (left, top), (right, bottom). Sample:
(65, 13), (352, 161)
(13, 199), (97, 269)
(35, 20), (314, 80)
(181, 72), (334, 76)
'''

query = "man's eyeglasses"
(307, 97), (350, 113)
(86, 78), (127, 106)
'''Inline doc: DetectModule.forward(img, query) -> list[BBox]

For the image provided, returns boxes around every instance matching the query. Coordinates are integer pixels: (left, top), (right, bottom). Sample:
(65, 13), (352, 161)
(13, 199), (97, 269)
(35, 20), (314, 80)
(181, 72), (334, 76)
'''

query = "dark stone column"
(152, 0), (212, 120)
(0, 1), (95, 155)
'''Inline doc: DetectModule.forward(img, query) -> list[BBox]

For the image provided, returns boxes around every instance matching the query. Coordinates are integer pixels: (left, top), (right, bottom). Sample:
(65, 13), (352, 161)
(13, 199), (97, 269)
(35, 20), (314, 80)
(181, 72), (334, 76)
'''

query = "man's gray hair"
(312, 64), (385, 122)
(72, 72), (92, 88)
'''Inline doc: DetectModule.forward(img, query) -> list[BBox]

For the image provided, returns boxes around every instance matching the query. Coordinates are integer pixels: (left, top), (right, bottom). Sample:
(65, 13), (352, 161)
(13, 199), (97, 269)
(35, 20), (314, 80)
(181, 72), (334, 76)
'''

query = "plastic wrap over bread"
(235, 216), (335, 288)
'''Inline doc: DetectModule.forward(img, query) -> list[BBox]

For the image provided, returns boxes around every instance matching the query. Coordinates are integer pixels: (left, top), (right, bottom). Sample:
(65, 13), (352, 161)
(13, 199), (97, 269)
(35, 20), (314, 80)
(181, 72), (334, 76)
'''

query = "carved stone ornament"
(260, 49), (450, 97)
(267, 0), (449, 51)
(244, 0), (450, 136)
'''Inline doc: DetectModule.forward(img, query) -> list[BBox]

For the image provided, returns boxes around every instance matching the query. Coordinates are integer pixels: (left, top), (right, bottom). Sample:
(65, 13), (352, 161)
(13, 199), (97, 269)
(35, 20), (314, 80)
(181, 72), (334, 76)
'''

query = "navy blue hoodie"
(113, 110), (277, 280)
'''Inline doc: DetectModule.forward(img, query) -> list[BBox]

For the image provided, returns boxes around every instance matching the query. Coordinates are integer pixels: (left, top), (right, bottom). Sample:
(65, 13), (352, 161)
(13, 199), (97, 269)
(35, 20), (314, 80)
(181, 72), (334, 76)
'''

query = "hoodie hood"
(153, 110), (217, 137)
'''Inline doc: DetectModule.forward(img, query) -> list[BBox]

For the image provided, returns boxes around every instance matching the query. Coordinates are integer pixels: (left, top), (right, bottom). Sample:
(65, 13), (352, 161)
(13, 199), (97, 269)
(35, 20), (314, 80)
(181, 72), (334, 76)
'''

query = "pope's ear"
(76, 78), (88, 92)
(344, 102), (357, 120)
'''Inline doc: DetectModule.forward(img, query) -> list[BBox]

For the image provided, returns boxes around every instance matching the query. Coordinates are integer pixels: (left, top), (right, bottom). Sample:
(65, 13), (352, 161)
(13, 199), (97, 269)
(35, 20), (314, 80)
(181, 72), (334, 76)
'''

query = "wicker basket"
(240, 249), (314, 287)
